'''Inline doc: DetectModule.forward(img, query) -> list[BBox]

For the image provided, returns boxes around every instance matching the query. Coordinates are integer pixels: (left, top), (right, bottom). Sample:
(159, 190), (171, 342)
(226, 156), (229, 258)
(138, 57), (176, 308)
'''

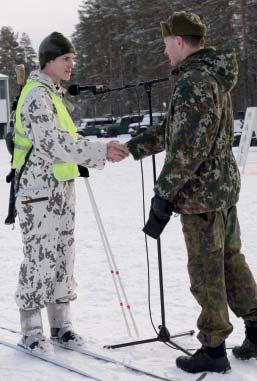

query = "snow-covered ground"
(0, 137), (257, 381)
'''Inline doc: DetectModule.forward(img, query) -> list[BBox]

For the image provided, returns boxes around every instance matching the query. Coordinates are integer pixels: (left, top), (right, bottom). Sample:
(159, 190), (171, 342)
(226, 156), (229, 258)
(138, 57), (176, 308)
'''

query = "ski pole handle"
(15, 64), (25, 87)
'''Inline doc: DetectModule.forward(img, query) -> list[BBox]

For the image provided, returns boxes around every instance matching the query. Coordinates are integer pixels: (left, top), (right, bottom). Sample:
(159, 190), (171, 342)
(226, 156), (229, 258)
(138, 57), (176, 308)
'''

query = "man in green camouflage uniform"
(126, 11), (257, 374)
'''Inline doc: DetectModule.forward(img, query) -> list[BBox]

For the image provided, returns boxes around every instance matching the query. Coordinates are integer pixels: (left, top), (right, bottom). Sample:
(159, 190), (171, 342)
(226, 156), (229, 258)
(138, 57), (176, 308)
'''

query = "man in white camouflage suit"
(12, 31), (129, 351)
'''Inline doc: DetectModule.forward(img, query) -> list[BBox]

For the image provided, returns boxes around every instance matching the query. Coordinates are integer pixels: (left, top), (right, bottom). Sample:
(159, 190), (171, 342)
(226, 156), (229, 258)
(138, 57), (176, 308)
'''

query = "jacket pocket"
(21, 197), (49, 205)
(16, 189), (58, 237)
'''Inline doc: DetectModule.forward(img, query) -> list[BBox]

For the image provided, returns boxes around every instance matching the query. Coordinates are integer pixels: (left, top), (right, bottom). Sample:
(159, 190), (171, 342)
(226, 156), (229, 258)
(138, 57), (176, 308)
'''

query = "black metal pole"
(145, 84), (166, 328)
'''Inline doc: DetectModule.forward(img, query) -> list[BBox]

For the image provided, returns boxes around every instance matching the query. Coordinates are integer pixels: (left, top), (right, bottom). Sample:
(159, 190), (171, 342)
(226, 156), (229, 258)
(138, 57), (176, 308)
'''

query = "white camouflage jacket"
(17, 70), (107, 196)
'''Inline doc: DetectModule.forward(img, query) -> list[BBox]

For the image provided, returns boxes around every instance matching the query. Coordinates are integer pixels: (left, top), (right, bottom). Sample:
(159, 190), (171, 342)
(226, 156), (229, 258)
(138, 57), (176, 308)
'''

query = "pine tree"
(19, 33), (38, 77)
(71, 0), (257, 118)
(72, 0), (173, 118)
(0, 26), (23, 101)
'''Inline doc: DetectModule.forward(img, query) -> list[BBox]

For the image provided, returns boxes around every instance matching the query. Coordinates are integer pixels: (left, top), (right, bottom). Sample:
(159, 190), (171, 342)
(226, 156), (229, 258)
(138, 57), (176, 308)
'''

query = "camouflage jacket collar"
(172, 47), (238, 92)
(28, 70), (66, 96)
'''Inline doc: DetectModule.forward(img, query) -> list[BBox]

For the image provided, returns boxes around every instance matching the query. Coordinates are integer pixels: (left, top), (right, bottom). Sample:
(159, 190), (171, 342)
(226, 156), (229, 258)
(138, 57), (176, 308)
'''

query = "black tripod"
(102, 79), (194, 354)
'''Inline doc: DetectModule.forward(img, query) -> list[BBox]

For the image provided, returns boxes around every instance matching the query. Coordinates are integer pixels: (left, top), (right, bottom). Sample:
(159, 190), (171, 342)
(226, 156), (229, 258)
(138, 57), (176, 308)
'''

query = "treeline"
(0, 27), (37, 102)
(0, 0), (256, 119)
(71, 0), (257, 119)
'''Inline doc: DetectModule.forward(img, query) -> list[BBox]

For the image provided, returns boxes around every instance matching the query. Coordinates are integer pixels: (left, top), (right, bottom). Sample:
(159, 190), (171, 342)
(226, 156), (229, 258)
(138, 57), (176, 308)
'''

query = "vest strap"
(14, 128), (28, 139)
(14, 144), (31, 152)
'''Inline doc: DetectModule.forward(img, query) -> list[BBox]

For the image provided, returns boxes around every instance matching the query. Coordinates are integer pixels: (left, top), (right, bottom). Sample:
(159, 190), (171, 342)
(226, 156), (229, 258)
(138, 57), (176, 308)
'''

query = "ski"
(0, 326), (207, 381)
(0, 337), (104, 381)
(51, 340), (207, 381)
(52, 340), (177, 381)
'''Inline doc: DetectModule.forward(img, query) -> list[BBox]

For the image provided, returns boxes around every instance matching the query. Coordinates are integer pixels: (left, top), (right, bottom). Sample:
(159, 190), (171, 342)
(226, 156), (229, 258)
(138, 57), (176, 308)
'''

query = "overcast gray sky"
(0, 0), (83, 51)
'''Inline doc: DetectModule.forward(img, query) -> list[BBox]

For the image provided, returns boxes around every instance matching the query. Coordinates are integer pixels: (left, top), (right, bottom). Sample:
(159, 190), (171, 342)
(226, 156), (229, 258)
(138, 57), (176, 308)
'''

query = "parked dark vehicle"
(77, 117), (115, 137)
(101, 114), (144, 137)
(128, 112), (166, 137)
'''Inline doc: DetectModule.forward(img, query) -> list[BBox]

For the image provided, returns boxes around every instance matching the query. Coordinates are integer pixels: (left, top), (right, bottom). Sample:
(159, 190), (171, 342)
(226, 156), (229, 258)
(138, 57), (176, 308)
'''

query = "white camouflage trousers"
(15, 180), (77, 310)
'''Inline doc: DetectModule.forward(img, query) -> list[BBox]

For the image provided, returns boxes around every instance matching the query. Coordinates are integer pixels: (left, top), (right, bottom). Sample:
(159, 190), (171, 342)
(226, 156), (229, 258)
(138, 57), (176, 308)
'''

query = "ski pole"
(84, 178), (139, 337)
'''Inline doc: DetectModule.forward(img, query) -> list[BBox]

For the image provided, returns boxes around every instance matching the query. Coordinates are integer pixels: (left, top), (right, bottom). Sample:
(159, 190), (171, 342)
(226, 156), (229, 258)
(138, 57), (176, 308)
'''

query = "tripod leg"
(170, 330), (195, 339)
(167, 338), (192, 356)
(105, 337), (159, 349)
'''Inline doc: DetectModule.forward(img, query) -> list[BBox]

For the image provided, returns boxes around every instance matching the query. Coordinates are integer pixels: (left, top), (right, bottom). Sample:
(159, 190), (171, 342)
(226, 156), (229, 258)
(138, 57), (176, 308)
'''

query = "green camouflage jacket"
(127, 47), (241, 214)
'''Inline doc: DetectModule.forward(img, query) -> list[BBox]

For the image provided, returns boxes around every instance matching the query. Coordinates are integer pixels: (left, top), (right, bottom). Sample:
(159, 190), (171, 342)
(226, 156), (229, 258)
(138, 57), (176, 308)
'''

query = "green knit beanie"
(160, 11), (207, 38)
(39, 32), (75, 69)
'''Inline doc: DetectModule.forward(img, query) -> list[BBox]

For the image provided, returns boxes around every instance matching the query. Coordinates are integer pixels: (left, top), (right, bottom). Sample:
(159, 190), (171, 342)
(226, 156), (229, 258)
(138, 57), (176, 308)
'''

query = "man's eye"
(64, 58), (74, 63)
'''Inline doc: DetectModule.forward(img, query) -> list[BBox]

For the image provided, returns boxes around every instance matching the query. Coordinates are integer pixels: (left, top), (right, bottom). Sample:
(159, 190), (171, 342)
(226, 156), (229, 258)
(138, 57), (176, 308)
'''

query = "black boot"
(233, 320), (257, 360)
(176, 342), (231, 373)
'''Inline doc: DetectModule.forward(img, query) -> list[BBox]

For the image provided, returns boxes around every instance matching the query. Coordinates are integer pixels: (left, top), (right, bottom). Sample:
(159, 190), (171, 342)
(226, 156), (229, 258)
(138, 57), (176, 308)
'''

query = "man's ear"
(176, 35), (183, 47)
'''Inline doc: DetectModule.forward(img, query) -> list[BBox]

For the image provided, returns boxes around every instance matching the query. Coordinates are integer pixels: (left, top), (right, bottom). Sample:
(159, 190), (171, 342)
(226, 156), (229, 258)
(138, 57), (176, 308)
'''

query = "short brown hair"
(181, 35), (205, 48)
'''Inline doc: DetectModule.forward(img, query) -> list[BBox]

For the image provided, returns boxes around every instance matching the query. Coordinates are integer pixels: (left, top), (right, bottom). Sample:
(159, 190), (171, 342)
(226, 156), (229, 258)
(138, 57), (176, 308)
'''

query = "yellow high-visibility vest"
(12, 80), (79, 181)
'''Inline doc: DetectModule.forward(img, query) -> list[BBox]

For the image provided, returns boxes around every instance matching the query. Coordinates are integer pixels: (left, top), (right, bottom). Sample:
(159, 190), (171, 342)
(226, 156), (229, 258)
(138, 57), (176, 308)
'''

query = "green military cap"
(160, 11), (207, 38)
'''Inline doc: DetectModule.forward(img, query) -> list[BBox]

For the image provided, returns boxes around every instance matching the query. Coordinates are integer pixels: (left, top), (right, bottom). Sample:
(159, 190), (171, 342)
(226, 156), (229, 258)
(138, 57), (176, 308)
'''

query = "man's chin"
(62, 73), (71, 81)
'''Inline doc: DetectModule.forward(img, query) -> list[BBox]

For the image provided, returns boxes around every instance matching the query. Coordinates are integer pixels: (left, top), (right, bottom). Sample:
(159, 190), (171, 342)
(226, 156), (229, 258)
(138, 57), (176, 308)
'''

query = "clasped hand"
(107, 141), (129, 162)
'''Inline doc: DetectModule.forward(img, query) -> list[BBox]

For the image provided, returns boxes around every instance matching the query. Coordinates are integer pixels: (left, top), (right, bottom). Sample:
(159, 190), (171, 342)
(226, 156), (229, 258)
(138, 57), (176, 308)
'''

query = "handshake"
(106, 141), (129, 163)
(79, 141), (128, 177)
(105, 141), (173, 240)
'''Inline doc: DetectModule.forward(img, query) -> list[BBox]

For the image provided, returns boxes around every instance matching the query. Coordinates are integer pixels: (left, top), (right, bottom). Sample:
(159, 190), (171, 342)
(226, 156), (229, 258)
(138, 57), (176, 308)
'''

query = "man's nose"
(69, 59), (75, 68)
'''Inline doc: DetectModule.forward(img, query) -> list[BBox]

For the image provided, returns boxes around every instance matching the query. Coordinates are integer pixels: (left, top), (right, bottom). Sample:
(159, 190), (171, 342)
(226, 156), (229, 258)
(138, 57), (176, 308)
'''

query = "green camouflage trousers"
(181, 205), (257, 347)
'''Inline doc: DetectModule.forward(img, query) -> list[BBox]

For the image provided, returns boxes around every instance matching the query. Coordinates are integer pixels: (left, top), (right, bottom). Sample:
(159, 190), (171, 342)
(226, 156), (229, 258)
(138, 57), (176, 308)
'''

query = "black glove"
(78, 165), (90, 178)
(143, 194), (173, 239)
